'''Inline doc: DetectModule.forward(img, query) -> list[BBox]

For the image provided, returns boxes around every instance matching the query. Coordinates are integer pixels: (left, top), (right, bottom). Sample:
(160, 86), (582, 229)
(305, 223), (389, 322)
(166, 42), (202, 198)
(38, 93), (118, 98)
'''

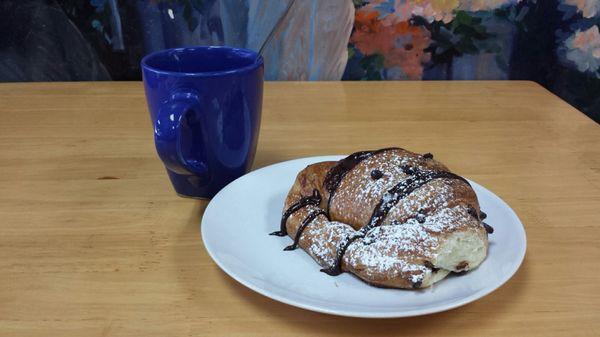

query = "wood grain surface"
(0, 81), (599, 336)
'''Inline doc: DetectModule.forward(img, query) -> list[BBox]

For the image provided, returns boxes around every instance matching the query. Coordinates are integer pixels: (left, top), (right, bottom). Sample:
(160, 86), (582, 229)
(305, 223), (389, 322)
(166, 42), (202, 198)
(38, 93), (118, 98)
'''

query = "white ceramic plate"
(201, 156), (526, 318)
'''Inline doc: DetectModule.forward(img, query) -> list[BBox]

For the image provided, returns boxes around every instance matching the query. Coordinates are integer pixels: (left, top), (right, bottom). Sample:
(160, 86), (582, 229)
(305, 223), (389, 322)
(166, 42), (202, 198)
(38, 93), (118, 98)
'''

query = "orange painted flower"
(351, 6), (431, 79)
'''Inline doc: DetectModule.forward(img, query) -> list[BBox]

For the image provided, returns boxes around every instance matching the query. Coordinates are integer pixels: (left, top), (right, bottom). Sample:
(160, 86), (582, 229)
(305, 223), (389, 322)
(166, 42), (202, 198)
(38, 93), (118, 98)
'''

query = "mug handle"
(154, 90), (209, 177)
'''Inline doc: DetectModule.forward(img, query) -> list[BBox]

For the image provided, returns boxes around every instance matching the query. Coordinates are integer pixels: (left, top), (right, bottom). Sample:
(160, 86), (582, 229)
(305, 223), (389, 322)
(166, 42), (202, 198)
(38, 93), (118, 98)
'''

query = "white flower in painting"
(365, 0), (458, 24)
(563, 26), (600, 74)
(371, 0), (522, 24)
(458, 0), (521, 12)
(561, 0), (600, 18)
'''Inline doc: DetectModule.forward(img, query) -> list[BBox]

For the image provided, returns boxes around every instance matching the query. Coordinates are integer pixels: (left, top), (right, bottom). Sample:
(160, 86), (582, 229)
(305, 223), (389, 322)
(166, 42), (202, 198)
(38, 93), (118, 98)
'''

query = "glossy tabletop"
(1, 81), (599, 336)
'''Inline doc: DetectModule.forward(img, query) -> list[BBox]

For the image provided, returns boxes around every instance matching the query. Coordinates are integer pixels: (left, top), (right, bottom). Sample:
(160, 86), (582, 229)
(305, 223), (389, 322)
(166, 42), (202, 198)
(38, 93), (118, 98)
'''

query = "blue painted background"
(0, 0), (598, 122)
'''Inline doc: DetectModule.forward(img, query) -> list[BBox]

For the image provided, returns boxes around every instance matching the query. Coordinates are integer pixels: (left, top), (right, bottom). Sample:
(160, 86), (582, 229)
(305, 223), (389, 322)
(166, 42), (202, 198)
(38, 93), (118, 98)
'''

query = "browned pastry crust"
(273, 148), (490, 289)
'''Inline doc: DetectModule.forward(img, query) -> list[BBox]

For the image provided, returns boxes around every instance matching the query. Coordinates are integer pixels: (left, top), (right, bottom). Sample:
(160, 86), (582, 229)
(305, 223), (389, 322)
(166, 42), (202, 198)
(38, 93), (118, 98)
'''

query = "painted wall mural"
(0, 0), (599, 122)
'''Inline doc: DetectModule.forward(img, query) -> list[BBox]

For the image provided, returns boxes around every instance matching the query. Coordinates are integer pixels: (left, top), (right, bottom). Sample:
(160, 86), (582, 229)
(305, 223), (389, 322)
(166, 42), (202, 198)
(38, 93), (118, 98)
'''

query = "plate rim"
(201, 155), (527, 318)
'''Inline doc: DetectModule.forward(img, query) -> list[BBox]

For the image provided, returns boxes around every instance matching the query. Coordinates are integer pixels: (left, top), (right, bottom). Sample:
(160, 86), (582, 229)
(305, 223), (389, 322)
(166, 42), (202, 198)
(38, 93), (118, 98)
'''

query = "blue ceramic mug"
(141, 46), (263, 198)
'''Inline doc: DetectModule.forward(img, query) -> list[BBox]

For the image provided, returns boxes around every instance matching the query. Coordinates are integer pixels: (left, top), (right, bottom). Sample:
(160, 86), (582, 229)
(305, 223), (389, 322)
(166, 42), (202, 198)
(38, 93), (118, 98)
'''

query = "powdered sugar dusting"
(348, 221), (434, 278)
(384, 180), (457, 225)
(280, 149), (485, 288)
(330, 149), (450, 229)
(302, 217), (357, 268)
(342, 205), (475, 283)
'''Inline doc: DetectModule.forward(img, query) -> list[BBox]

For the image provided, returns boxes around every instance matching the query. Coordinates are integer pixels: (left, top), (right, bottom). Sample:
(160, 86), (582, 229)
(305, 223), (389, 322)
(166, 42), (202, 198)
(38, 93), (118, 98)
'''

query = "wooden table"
(1, 81), (599, 336)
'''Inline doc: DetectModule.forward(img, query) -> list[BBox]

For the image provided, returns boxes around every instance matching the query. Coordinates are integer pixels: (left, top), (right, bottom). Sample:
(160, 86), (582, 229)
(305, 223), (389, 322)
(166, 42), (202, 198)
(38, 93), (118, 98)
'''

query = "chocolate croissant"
(271, 148), (492, 289)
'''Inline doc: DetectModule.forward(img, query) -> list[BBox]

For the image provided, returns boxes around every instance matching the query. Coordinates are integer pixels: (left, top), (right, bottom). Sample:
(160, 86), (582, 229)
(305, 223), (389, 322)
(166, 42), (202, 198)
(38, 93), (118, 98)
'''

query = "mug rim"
(141, 46), (264, 77)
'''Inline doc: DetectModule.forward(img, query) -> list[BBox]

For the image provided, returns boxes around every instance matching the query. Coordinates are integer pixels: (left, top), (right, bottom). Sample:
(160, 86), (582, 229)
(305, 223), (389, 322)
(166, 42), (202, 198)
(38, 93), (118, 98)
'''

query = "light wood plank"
(0, 81), (599, 337)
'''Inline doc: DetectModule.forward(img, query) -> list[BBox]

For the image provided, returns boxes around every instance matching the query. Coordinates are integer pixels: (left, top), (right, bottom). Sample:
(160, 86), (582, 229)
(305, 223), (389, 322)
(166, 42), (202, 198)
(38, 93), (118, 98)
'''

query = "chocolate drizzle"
(323, 148), (398, 214)
(466, 206), (494, 234)
(466, 207), (494, 234)
(319, 165), (471, 277)
(284, 210), (329, 251)
(370, 169), (383, 180)
(272, 148), (486, 283)
(467, 206), (479, 219)
(412, 280), (423, 289)
(423, 260), (440, 272)
(271, 189), (322, 236)
(320, 234), (363, 276)
(360, 168), (470, 235)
